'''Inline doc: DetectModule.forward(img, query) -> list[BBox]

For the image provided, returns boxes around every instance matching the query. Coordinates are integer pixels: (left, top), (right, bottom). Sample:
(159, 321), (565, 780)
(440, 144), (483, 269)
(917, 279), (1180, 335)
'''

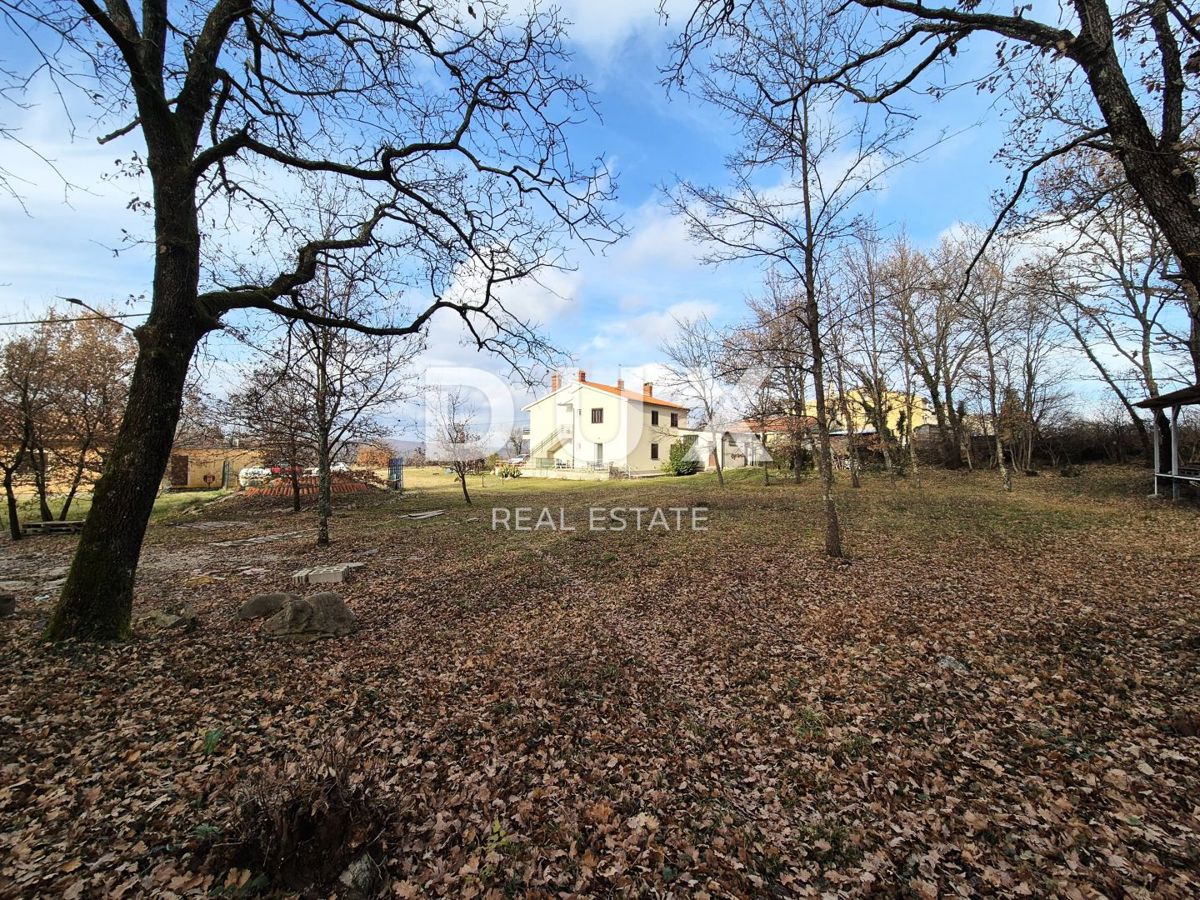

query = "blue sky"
(0, 2), (1026, 431)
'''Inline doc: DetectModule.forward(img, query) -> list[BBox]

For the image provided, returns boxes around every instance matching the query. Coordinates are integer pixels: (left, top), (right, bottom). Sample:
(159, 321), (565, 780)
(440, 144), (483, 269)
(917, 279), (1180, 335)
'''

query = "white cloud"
(548, 0), (692, 64)
(0, 84), (153, 320)
(617, 202), (704, 270)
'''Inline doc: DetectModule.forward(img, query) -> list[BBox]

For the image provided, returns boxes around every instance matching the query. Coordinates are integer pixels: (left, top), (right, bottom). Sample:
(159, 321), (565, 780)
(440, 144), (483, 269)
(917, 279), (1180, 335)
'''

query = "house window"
(591, 408), (603, 424)
(651, 410), (659, 426)
(650, 443), (659, 460)
(670, 412), (679, 428)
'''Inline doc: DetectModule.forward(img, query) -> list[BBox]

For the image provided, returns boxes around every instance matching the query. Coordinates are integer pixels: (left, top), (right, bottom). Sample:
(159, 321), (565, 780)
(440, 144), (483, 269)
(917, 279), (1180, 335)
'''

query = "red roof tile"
(581, 380), (689, 411)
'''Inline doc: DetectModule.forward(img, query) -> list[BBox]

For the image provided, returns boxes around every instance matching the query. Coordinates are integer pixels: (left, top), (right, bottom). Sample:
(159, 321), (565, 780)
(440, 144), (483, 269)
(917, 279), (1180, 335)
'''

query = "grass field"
(0, 489), (226, 531)
(1, 465), (1198, 897)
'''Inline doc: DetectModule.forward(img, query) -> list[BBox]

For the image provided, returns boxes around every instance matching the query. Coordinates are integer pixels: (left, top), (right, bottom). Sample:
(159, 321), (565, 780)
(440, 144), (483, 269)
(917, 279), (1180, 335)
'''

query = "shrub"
(204, 737), (392, 893)
(662, 438), (701, 476)
(497, 463), (522, 478)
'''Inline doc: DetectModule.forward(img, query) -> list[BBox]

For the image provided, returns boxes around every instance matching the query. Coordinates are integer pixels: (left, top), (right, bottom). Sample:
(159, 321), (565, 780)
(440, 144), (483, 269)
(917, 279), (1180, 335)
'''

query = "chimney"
(617, 378), (625, 392)
(550, 372), (561, 391)
(642, 382), (653, 397)
(578, 369), (586, 382)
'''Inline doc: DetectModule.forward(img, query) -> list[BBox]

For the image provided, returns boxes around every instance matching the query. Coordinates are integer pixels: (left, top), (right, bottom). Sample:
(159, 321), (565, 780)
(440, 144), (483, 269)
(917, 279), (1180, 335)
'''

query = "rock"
(0, 595), (15, 617)
(290, 562), (366, 586)
(337, 852), (380, 899)
(136, 603), (199, 632)
(937, 654), (969, 673)
(262, 592), (356, 642)
(238, 592), (297, 620)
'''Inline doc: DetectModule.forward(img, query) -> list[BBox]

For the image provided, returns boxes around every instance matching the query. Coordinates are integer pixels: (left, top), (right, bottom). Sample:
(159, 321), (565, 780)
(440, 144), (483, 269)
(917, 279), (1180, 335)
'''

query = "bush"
(497, 463), (522, 479)
(662, 439), (701, 476)
(202, 737), (392, 893)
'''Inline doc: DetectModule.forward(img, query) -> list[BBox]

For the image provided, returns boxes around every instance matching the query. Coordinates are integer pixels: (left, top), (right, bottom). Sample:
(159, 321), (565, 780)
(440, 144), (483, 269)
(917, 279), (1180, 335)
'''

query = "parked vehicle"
(238, 466), (273, 488)
(303, 462), (351, 476)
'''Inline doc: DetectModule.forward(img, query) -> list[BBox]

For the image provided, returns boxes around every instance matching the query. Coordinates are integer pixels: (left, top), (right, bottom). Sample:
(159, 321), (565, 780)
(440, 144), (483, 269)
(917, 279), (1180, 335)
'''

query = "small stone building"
(165, 447), (264, 490)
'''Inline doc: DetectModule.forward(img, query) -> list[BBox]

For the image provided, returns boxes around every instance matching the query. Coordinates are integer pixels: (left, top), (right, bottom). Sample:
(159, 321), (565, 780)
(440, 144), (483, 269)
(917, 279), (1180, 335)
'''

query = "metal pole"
(1171, 404), (1181, 500)
(1152, 416), (1160, 496)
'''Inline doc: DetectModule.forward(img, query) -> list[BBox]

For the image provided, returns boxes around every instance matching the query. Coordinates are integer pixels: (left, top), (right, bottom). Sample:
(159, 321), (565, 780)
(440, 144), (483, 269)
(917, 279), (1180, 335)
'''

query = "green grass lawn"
(0, 488), (226, 530)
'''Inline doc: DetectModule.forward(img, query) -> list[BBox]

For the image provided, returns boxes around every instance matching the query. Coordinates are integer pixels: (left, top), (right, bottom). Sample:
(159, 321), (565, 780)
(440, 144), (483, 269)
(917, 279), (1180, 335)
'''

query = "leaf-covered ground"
(2, 466), (1198, 898)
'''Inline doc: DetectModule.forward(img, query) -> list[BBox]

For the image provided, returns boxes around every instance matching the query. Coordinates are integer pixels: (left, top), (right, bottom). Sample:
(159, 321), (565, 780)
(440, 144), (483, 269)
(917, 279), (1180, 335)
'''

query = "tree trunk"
(315, 375), (332, 546)
(3, 470), (21, 541)
(316, 442), (331, 547)
(290, 468), (302, 514)
(32, 445), (53, 521)
(1155, 409), (1172, 473)
(906, 409), (921, 489)
(871, 396), (894, 475)
(1181, 280), (1200, 382)
(45, 321), (203, 640)
(980, 319), (1012, 493)
(59, 449), (90, 520)
(837, 396), (862, 489)
(994, 430), (1012, 491)
(915, 366), (954, 465)
(810, 372), (843, 558)
(45, 167), (209, 641)
(457, 464), (472, 505)
(1072, 19), (1200, 359)
(943, 385), (966, 468)
(844, 417), (861, 488)
(712, 430), (725, 486)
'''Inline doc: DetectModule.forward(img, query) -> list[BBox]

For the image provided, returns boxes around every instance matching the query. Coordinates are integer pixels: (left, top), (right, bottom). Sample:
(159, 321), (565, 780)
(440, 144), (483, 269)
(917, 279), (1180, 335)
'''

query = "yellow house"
(836, 389), (932, 437)
(522, 371), (689, 477)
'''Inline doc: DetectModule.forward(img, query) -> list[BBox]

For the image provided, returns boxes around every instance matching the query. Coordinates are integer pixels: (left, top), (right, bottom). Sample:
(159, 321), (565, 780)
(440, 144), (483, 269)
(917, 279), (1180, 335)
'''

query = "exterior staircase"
(530, 425), (570, 457)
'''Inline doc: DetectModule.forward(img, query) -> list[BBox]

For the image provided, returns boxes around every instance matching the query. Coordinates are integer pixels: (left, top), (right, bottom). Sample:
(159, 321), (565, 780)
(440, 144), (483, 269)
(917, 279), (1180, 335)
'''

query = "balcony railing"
(532, 457), (617, 473)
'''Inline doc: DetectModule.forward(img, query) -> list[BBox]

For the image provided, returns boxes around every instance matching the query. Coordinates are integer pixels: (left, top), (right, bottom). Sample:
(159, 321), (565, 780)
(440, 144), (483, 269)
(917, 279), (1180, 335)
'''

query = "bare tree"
(961, 238), (1017, 492)
(226, 361), (315, 513)
(507, 427), (526, 459)
(839, 230), (901, 475)
(291, 267), (420, 547)
(892, 315), (924, 487)
(661, 314), (733, 486)
(745, 273), (814, 482)
(668, 0), (911, 556)
(428, 389), (484, 506)
(826, 314), (863, 488)
(1022, 151), (1194, 458)
(672, 0), (1200, 351)
(5, 2), (620, 640)
(999, 291), (1069, 474)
